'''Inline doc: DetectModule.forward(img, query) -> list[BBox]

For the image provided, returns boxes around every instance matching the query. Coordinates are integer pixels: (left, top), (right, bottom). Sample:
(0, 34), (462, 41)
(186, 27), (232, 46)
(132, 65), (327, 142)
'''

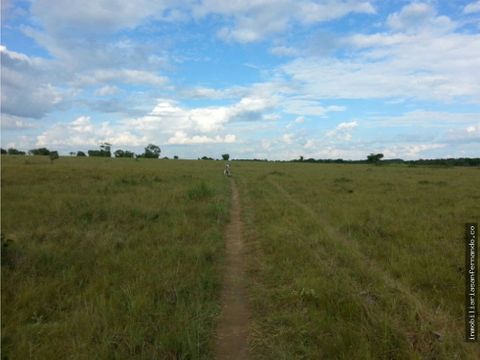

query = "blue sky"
(1, 0), (479, 159)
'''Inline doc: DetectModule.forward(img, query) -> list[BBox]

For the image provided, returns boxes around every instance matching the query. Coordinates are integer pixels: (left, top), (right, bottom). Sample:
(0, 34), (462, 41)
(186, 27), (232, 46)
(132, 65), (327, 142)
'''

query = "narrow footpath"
(214, 178), (251, 360)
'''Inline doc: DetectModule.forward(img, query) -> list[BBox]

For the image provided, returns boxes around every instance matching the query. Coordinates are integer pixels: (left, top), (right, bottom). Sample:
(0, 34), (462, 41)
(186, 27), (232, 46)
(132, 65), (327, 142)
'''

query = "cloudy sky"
(1, 0), (479, 159)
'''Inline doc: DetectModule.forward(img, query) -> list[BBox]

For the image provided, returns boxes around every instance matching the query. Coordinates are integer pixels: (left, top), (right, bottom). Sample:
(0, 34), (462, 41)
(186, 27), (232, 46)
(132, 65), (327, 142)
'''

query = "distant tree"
(201, 156), (214, 160)
(1, 148), (7, 154)
(299, 155), (304, 162)
(100, 142), (112, 157)
(69, 152), (76, 156)
(367, 153), (384, 163)
(88, 143), (112, 157)
(114, 149), (135, 158)
(29, 147), (51, 156)
(173, 155), (179, 160)
(100, 142), (111, 153)
(7, 148), (25, 155)
(77, 151), (86, 157)
(143, 144), (161, 158)
(222, 153), (230, 161)
(49, 151), (59, 164)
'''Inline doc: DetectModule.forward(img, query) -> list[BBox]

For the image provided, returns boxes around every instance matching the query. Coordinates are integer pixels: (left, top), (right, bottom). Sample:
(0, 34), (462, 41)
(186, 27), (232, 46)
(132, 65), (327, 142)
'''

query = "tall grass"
(3, 157), (479, 358)
(1, 156), (230, 359)
(234, 161), (479, 359)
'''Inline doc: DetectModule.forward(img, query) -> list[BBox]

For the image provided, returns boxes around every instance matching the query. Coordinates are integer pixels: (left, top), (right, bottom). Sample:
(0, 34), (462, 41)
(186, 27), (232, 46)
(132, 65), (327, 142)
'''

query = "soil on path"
(214, 178), (251, 360)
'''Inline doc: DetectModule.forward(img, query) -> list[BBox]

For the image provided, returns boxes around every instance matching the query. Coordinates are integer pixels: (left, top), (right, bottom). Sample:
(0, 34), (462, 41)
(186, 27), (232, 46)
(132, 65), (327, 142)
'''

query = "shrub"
(29, 148), (51, 156)
(7, 148), (25, 155)
(49, 151), (59, 163)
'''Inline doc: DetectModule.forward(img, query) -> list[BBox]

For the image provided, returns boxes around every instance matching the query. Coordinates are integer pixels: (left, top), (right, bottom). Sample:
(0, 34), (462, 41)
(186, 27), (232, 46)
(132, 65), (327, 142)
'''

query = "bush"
(114, 150), (135, 158)
(7, 148), (25, 155)
(49, 151), (59, 163)
(29, 148), (51, 155)
(88, 150), (111, 157)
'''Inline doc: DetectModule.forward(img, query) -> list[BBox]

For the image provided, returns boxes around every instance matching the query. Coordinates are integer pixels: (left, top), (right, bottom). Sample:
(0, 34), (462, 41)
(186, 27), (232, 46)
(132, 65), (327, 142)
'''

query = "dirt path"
(214, 178), (250, 360)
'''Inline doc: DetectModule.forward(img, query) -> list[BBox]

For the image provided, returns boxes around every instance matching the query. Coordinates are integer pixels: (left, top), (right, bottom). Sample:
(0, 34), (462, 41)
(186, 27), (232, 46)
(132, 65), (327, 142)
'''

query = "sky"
(1, 0), (479, 160)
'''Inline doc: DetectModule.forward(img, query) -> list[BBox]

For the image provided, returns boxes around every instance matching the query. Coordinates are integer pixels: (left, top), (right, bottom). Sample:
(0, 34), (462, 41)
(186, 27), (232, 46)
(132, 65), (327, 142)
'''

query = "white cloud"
(443, 124), (480, 144)
(280, 26), (480, 102)
(1, 46), (63, 118)
(464, 1), (480, 14)
(381, 143), (446, 158)
(282, 133), (294, 144)
(1, 114), (36, 130)
(36, 116), (148, 148)
(195, 0), (375, 42)
(467, 125), (478, 134)
(263, 113), (280, 121)
(386, 3), (454, 34)
(130, 95), (275, 137)
(167, 131), (236, 144)
(304, 139), (315, 149)
(326, 121), (358, 141)
(282, 98), (346, 116)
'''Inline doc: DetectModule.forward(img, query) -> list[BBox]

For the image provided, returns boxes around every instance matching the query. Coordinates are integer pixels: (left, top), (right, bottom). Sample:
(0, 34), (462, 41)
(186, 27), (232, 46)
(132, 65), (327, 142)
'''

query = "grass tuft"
(188, 181), (214, 200)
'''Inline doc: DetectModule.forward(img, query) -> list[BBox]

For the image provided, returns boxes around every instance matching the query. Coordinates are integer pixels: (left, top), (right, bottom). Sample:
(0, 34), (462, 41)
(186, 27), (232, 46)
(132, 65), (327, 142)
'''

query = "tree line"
(2, 146), (478, 166)
(291, 153), (480, 167)
(1, 143), (163, 159)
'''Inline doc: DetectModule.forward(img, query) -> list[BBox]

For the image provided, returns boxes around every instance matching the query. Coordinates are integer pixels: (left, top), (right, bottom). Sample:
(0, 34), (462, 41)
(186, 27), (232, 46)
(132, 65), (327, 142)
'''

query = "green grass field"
(1, 156), (230, 359)
(2, 156), (479, 359)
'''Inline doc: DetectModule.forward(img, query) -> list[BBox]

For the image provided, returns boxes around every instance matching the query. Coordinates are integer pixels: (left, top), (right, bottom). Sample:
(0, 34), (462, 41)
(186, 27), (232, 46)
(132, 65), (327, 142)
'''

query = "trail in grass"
(214, 178), (251, 360)
(267, 178), (465, 344)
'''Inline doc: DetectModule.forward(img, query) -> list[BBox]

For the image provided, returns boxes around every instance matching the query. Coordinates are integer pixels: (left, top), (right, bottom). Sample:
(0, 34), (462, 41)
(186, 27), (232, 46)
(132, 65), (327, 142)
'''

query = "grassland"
(1, 156), (230, 359)
(2, 156), (479, 359)
(234, 162), (480, 359)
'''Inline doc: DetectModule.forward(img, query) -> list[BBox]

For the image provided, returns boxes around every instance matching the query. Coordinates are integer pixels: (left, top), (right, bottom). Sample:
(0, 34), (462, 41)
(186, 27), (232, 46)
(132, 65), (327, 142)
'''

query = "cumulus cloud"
(387, 3), (454, 33)
(195, 0), (375, 42)
(326, 121), (358, 141)
(280, 27), (480, 102)
(36, 116), (148, 148)
(130, 95), (275, 136)
(167, 131), (236, 144)
(1, 46), (63, 118)
(443, 124), (480, 144)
